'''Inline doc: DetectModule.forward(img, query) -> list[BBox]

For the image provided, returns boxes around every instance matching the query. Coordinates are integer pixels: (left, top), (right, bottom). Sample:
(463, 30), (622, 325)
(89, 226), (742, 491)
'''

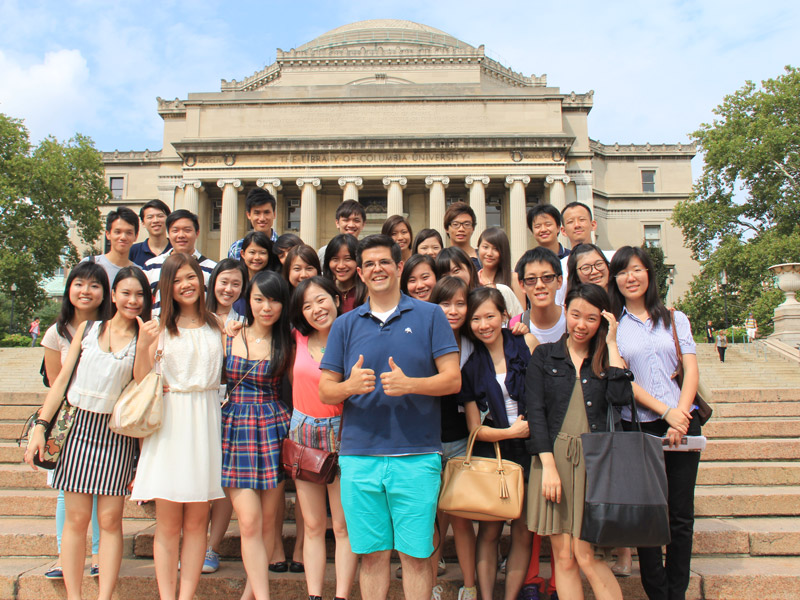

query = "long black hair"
(609, 245), (669, 328)
(244, 270), (292, 377)
(56, 262), (112, 338)
(322, 233), (366, 306)
(240, 230), (280, 273)
(103, 266), (152, 335)
(566, 243), (610, 293)
(564, 283), (611, 377)
(400, 254), (437, 297)
(289, 276), (342, 336)
(206, 258), (248, 313)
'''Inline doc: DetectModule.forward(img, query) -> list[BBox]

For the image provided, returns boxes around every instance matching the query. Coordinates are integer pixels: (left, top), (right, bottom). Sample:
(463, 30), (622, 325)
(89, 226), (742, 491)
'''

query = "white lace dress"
(130, 324), (224, 503)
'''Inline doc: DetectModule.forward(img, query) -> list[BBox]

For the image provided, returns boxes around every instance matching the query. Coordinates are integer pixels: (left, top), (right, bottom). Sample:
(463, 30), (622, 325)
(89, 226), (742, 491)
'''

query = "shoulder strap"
(64, 321), (94, 403)
(669, 309), (684, 382)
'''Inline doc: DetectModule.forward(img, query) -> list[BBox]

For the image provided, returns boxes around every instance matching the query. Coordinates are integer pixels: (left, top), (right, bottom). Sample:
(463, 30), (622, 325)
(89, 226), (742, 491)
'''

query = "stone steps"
(702, 418), (800, 439)
(701, 438), (800, 461)
(697, 461), (800, 486)
(694, 486), (800, 517)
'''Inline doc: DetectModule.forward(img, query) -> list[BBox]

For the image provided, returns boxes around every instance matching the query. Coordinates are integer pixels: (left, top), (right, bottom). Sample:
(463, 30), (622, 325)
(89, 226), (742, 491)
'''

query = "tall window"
(486, 196), (503, 228)
(109, 177), (124, 199)
(286, 198), (300, 231)
(644, 224), (662, 248)
(641, 170), (656, 193)
(210, 199), (222, 231)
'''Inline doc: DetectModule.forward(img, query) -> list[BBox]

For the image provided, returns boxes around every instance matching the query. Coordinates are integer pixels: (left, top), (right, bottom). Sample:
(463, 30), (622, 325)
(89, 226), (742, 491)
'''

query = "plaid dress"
(221, 337), (289, 489)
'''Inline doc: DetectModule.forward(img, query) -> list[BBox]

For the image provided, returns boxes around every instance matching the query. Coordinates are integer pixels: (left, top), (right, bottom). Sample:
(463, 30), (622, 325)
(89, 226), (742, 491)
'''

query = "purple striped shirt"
(616, 307), (696, 423)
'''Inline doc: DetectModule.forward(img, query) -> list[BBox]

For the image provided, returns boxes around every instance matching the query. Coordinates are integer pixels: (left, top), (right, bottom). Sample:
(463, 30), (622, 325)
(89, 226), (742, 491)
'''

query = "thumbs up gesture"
(345, 354), (376, 396)
(381, 356), (411, 397)
(136, 315), (161, 347)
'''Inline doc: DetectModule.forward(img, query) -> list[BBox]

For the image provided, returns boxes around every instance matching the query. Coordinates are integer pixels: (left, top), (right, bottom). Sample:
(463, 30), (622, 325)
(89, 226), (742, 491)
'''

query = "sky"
(1, 0), (798, 166)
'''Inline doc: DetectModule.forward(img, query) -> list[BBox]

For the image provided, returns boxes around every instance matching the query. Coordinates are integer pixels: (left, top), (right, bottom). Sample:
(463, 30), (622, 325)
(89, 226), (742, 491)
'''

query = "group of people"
(24, 189), (701, 600)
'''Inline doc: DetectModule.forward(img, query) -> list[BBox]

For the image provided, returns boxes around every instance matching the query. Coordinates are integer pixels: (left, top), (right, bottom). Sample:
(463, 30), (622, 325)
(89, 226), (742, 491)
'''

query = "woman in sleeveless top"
(223, 271), (292, 600)
(131, 254), (224, 600)
(526, 284), (631, 600)
(26, 266), (151, 600)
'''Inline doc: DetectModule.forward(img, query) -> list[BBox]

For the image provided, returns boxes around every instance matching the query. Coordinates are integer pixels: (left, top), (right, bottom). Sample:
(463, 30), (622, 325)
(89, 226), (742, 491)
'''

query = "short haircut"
(166, 209), (199, 232)
(138, 199), (170, 221)
(106, 207), (139, 236)
(400, 254), (437, 296)
(412, 228), (444, 254)
(561, 201), (593, 222)
(335, 200), (366, 221)
(356, 234), (401, 267)
(527, 204), (562, 231)
(464, 287), (507, 344)
(289, 276), (342, 336)
(514, 247), (562, 282)
(443, 201), (476, 230)
(381, 214), (413, 243)
(245, 187), (276, 213)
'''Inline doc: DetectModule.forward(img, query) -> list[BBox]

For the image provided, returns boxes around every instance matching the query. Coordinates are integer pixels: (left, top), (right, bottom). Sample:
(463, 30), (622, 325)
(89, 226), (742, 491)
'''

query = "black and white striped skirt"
(52, 407), (137, 496)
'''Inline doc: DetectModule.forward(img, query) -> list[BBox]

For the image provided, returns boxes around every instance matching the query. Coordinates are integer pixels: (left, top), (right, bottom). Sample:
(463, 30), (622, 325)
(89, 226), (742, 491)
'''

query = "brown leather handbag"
(280, 437), (339, 485)
(669, 309), (713, 425)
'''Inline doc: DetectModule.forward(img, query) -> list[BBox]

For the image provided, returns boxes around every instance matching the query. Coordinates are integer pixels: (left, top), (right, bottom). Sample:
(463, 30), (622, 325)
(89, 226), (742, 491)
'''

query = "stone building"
(100, 19), (697, 301)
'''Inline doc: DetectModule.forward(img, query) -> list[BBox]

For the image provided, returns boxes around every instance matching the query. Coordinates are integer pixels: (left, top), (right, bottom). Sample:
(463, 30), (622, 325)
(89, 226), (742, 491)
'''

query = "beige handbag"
(438, 425), (525, 521)
(109, 333), (164, 438)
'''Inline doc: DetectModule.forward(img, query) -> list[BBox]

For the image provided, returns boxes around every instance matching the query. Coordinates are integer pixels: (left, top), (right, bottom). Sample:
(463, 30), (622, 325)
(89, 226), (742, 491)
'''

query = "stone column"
(544, 175), (571, 214)
(256, 178), (283, 235)
(178, 179), (204, 214)
(297, 178), (322, 248)
(383, 176), (407, 216)
(425, 176), (450, 238)
(217, 179), (243, 257)
(157, 176), (181, 211)
(505, 175), (531, 263)
(465, 175), (490, 243)
(338, 177), (363, 202)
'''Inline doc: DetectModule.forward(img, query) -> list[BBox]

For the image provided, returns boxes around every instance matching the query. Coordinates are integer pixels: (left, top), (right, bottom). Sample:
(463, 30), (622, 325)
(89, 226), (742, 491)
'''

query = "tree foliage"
(643, 244), (669, 303)
(672, 67), (800, 333)
(0, 113), (107, 322)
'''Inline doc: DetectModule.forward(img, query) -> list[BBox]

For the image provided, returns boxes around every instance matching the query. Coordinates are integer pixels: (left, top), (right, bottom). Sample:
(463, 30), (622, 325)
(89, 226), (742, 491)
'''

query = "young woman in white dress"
(26, 266), (151, 600)
(130, 254), (225, 600)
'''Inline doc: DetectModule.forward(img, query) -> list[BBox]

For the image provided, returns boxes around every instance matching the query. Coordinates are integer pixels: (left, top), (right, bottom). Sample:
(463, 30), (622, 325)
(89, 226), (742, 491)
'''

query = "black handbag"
(580, 404), (670, 548)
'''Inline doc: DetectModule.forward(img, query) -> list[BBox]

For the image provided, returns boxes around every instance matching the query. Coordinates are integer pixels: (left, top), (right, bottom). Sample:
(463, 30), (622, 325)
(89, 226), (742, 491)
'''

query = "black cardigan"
(525, 335), (634, 455)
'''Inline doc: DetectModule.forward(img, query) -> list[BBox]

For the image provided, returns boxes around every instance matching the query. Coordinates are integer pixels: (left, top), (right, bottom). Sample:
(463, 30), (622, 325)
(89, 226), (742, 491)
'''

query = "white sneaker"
(438, 557), (446, 575)
(431, 584), (443, 600)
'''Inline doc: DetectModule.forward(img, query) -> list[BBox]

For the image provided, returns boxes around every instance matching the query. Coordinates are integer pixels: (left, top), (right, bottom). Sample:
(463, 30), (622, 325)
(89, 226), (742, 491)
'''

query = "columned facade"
(383, 176), (407, 217)
(178, 179), (204, 214)
(218, 179), (243, 256)
(505, 175), (531, 261)
(465, 176), (490, 242)
(338, 176), (363, 202)
(297, 178), (322, 248)
(425, 176), (450, 239)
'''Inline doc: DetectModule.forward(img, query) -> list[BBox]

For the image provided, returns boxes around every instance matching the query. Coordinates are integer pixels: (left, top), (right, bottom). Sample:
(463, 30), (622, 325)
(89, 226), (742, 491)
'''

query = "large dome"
(295, 19), (475, 52)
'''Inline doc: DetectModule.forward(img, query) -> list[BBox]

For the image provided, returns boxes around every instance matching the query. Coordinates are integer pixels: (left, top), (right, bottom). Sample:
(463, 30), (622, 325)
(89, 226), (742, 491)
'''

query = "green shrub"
(0, 333), (34, 347)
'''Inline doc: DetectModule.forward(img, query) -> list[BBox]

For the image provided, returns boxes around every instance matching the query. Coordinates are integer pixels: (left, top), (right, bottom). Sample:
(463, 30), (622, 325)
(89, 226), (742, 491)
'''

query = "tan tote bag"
(109, 333), (164, 438)
(438, 425), (525, 521)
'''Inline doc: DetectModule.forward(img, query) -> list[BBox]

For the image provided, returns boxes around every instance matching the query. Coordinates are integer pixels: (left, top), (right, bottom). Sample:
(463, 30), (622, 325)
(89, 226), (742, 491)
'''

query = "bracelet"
(34, 418), (50, 429)
(660, 407), (671, 420)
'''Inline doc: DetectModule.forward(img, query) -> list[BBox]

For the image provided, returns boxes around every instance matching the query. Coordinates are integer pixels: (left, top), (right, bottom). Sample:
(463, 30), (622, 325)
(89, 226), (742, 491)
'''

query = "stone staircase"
(0, 346), (799, 599)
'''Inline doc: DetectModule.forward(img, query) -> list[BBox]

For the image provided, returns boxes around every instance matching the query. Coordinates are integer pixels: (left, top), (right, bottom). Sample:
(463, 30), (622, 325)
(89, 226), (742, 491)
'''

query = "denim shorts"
(288, 409), (341, 453)
(441, 437), (469, 466)
(339, 453), (442, 558)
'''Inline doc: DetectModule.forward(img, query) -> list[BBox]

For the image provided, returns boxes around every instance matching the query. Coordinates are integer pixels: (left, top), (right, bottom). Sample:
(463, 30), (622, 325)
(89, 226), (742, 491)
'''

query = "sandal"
(45, 566), (63, 579)
(268, 561), (288, 573)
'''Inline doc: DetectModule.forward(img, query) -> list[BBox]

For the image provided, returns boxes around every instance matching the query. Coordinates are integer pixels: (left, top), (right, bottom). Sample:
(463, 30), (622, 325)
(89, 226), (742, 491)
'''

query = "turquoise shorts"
(339, 453), (442, 558)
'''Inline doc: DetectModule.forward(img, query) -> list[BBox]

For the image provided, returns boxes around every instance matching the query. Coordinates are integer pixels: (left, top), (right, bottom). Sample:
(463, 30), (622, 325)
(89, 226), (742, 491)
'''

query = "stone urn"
(768, 263), (800, 346)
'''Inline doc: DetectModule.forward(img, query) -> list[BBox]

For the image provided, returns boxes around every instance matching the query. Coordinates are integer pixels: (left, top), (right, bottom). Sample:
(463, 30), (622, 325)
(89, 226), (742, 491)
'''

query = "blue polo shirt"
(129, 239), (172, 268)
(320, 293), (458, 456)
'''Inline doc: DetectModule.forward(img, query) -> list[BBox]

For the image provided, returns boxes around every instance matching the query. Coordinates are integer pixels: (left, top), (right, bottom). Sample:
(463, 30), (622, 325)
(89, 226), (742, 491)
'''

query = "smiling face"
(214, 268), (244, 309)
(250, 287), (282, 328)
(246, 203), (275, 234)
(112, 277), (145, 320)
(417, 236), (442, 258)
(242, 243), (269, 275)
(470, 299), (504, 346)
(172, 264), (201, 307)
(142, 207), (167, 237)
(69, 277), (104, 312)
(336, 214), (365, 237)
(532, 213), (560, 248)
(522, 261), (562, 309)
(446, 214), (474, 246)
(561, 206), (597, 246)
(575, 250), (609, 288)
(168, 218), (198, 255)
(301, 283), (339, 333)
(615, 256), (649, 302)
(289, 256), (319, 287)
(565, 297), (602, 346)
(391, 223), (412, 251)
(406, 262), (436, 302)
(439, 288), (468, 331)
(329, 244), (357, 285)
(358, 246), (401, 296)
(478, 240), (500, 270)
(106, 217), (137, 254)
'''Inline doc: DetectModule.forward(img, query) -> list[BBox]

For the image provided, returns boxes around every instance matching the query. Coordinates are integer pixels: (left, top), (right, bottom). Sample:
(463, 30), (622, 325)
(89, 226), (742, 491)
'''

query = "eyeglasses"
(577, 260), (608, 275)
(449, 221), (474, 230)
(614, 267), (648, 279)
(522, 274), (558, 286)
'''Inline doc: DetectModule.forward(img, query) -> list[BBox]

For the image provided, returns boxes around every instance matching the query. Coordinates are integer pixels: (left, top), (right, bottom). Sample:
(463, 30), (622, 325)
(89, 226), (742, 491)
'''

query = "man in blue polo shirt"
(320, 234), (460, 600)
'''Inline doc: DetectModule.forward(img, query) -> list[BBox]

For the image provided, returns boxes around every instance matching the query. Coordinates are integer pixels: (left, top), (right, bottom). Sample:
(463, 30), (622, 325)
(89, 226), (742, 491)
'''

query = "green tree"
(672, 66), (800, 333)
(0, 114), (107, 326)
(643, 243), (669, 303)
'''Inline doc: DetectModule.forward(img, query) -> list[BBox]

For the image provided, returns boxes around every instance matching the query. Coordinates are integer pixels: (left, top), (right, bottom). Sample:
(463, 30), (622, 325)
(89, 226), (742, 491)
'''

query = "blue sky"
(1, 0), (797, 159)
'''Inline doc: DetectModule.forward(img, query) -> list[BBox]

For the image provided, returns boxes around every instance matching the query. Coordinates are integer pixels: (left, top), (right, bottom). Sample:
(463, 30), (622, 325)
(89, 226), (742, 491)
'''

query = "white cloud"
(0, 48), (92, 143)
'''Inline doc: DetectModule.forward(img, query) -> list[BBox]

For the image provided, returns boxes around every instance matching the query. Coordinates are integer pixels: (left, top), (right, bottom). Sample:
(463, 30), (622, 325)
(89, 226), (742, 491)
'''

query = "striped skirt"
(52, 408), (136, 496)
(221, 400), (290, 490)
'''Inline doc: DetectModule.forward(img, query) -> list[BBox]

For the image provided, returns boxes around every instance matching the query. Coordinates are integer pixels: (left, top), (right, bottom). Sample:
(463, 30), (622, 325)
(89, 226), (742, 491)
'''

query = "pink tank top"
(292, 330), (343, 418)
